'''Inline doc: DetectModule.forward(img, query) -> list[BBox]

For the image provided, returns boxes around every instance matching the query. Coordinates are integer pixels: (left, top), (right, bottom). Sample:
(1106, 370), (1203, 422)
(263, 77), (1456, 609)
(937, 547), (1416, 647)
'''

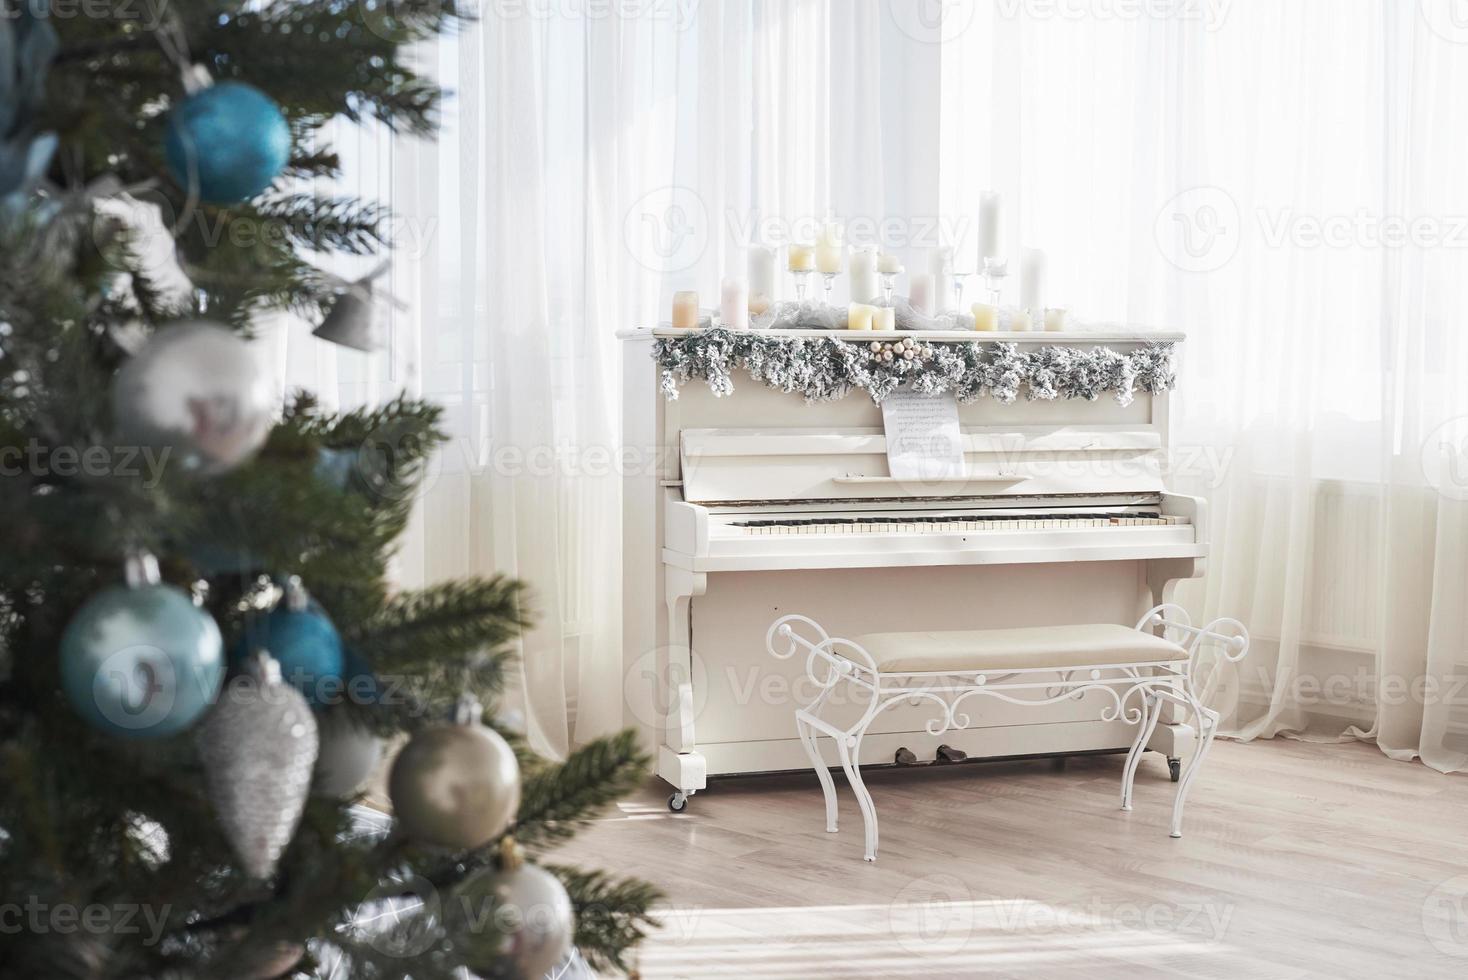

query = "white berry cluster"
(868, 337), (935, 363)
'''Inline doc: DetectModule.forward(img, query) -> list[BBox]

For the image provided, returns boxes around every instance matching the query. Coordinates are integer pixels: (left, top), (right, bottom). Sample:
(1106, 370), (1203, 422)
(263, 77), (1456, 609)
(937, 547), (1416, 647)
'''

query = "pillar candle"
(847, 303), (876, 330)
(849, 246), (879, 303)
(929, 247), (954, 312)
(1044, 307), (1070, 332)
(788, 243), (815, 272)
(873, 307), (896, 332)
(1010, 309), (1033, 332)
(815, 222), (844, 274)
(971, 303), (998, 332)
(748, 245), (777, 302)
(909, 273), (935, 317)
(978, 192), (1003, 263)
(671, 291), (700, 329)
(877, 253), (904, 275)
(1020, 247), (1047, 311)
(720, 278), (749, 329)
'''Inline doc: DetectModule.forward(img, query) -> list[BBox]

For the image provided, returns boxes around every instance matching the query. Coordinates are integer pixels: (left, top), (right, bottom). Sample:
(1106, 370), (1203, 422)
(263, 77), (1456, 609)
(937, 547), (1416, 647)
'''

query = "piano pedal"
(894, 747), (922, 767)
(935, 744), (968, 764)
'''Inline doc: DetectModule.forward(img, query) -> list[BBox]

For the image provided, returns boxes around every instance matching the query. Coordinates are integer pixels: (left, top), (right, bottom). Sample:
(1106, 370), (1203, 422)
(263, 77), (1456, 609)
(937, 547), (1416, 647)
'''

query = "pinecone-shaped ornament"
(197, 652), (319, 879)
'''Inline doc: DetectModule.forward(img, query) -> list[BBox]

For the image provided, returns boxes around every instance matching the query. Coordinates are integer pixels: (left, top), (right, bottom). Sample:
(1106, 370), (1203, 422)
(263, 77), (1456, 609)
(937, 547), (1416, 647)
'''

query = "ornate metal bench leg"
(836, 737), (879, 862)
(1121, 692), (1161, 811)
(796, 715), (839, 834)
(1170, 705), (1219, 838)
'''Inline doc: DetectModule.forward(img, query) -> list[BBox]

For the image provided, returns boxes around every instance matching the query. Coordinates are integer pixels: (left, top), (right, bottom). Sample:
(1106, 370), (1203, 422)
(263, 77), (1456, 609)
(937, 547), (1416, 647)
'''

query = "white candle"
(849, 246), (879, 303)
(748, 245), (777, 303)
(720, 278), (749, 329)
(1020, 247), (1047, 311)
(908, 273), (935, 317)
(929, 247), (953, 312)
(1044, 308), (1070, 332)
(749, 293), (771, 317)
(1010, 309), (1033, 332)
(971, 303), (998, 332)
(978, 192), (1003, 263)
(671, 291), (700, 329)
(815, 222), (844, 275)
(873, 306), (896, 332)
(788, 244), (815, 272)
(877, 253), (904, 275)
(847, 303), (876, 331)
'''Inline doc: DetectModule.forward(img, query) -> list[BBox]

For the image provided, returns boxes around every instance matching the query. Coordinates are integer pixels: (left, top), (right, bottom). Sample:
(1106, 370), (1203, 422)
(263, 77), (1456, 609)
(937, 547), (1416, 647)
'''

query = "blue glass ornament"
(235, 576), (344, 707)
(60, 554), (225, 738)
(164, 81), (290, 203)
(314, 447), (358, 491)
(338, 648), (381, 706)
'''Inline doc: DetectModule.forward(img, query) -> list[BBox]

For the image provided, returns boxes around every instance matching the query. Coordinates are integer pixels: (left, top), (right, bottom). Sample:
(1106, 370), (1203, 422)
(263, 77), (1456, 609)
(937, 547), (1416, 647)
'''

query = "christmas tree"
(0, 2), (657, 977)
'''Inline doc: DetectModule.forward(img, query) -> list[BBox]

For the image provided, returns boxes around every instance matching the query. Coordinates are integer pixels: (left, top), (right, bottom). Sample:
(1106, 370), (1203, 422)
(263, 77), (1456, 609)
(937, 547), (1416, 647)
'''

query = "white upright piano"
(621, 327), (1206, 809)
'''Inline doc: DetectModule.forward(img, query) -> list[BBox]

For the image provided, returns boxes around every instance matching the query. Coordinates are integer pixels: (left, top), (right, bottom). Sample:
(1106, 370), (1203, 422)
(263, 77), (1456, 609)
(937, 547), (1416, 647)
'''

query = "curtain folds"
(281, 0), (1467, 771)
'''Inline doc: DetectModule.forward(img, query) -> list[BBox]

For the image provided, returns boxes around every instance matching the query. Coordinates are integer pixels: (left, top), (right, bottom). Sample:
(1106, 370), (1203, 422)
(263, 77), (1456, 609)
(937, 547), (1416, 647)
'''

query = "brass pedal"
(935, 744), (968, 764)
(894, 747), (921, 766)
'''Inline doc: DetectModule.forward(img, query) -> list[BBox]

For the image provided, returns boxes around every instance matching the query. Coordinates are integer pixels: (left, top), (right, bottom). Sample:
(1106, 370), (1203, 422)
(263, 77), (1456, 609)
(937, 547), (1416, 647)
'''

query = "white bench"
(766, 605), (1249, 861)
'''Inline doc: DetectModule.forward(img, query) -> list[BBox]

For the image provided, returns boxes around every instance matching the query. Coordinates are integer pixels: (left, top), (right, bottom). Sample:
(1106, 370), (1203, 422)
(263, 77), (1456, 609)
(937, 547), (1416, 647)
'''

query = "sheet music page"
(881, 389), (966, 480)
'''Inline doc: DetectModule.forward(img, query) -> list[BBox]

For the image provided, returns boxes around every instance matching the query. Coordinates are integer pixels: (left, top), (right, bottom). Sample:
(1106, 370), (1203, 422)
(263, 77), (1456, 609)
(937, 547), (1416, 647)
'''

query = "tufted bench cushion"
(850, 623), (1190, 674)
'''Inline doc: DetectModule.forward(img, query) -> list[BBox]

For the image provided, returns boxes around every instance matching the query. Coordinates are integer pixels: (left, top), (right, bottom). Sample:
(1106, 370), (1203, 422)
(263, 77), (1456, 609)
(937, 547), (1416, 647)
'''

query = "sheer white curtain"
(285, 0), (1468, 771)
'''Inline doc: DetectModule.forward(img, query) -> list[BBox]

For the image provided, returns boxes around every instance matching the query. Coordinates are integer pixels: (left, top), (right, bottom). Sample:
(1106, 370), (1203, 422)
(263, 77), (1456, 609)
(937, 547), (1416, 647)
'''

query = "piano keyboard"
(729, 513), (1189, 536)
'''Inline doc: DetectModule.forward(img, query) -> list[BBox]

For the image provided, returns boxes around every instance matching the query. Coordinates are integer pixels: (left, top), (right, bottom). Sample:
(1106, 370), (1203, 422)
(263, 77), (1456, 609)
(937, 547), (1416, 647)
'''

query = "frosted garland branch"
(652, 329), (1177, 406)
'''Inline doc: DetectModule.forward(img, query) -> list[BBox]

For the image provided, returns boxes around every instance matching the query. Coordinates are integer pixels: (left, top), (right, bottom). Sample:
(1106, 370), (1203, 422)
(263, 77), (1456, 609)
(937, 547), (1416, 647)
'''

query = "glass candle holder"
(982, 257), (1008, 306)
(820, 271), (840, 306)
(791, 269), (812, 303)
(951, 270), (972, 311)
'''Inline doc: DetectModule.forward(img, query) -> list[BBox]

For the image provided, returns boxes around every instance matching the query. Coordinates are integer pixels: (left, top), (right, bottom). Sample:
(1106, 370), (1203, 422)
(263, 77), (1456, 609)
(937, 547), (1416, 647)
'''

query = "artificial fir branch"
(513, 731), (651, 850)
(547, 865), (664, 975)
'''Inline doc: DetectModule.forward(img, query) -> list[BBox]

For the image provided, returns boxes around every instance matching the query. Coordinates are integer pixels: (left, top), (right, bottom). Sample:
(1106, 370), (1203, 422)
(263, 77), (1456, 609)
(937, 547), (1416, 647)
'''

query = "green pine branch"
(255, 193), (392, 256)
(546, 864), (663, 975)
(513, 731), (651, 850)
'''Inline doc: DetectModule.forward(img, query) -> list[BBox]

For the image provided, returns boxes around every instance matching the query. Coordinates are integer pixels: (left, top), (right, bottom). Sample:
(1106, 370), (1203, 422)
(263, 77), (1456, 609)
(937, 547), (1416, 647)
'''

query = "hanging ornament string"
(152, 14), (203, 239)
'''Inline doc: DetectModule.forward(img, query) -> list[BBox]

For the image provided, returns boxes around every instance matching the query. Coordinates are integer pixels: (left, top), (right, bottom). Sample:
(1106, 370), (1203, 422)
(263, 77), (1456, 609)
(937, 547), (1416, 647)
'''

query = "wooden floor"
(549, 738), (1468, 979)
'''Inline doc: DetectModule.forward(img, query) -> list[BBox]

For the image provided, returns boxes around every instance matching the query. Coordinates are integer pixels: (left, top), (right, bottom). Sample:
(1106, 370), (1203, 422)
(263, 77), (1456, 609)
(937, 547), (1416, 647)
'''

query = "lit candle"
(1020, 247), (1047, 312)
(1010, 309), (1033, 332)
(873, 307), (896, 332)
(815, 222), (844, 275)
(749, 245), (777, 303)
(909, 273), (935, 317)
(671, 291), (700, 329)
(1044, 308), (1070, 332)
(720, 278), (749, 329)
(788, 244), (815, 272)
(929, 246), (953, 312)
(877, 253), (904, 275)
(749, 293), (771, 317)
(978, 192), (1003, 264)
(847, 303), (876, 331)
(971, 303), (998, 332)
(849, 246), (879, 303)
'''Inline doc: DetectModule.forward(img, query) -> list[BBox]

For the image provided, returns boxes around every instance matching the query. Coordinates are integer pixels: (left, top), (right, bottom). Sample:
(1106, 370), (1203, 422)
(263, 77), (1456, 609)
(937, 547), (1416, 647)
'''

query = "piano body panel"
(619, 329), (1204, 794)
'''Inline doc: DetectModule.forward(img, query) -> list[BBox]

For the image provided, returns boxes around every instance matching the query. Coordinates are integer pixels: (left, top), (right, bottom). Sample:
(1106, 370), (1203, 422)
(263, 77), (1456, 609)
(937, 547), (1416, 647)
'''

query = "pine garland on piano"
(653, 329), (1177, 406)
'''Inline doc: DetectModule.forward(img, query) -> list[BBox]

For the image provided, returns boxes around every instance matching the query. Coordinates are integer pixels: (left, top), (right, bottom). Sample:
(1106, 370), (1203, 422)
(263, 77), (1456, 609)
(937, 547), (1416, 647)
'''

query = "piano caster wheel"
(668, 791), (689, 813)
(1167, 757), (1181, 782)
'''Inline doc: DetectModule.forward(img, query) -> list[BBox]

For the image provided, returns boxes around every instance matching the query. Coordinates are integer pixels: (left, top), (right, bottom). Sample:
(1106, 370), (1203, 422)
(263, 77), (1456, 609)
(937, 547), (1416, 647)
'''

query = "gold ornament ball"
(388, 721), (521, 850)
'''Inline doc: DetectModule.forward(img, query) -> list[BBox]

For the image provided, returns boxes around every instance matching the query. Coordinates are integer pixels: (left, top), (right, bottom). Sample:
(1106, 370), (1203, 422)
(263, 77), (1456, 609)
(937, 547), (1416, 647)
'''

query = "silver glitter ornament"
(454, 862), (575, 980)
(388, 694), (520, 850)
(111, 321), (274, 474)
(197, 652), (319, 879)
